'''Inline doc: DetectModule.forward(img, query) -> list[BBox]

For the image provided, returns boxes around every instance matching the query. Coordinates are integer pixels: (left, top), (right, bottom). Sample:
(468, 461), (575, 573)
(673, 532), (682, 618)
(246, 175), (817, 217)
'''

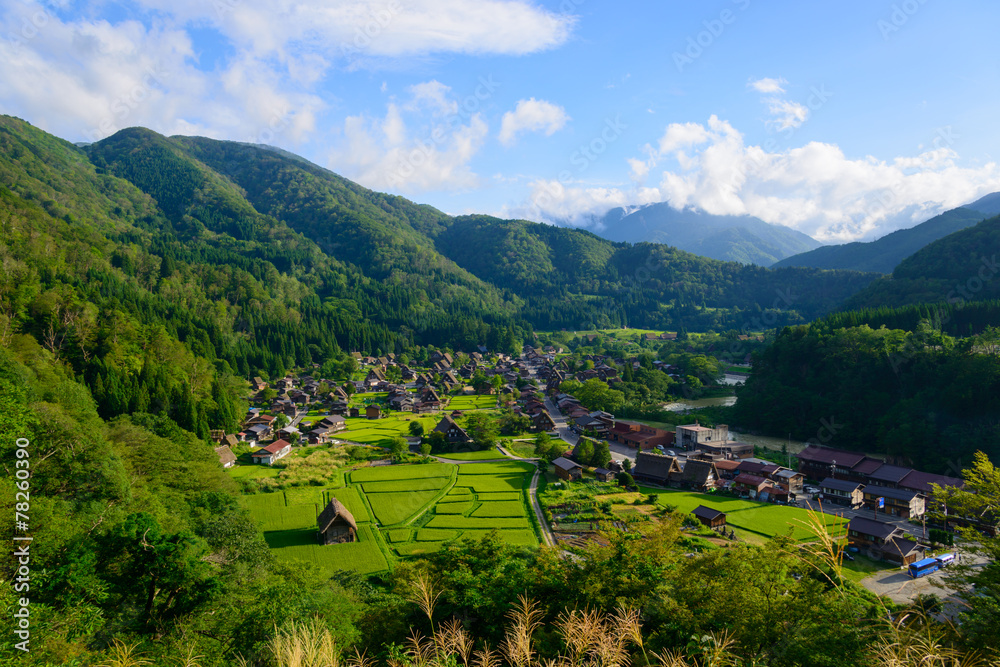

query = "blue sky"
(2, 0), (999, 242)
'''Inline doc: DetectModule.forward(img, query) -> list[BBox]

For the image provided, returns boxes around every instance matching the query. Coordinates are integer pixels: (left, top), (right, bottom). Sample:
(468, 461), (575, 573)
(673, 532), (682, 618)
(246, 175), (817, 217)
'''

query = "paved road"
(858, 550), (984, 622)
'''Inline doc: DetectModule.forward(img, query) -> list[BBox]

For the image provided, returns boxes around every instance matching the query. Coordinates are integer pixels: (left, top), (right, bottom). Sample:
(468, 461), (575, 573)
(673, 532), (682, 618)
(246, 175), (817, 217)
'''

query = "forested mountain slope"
(772, 207), (988, 274)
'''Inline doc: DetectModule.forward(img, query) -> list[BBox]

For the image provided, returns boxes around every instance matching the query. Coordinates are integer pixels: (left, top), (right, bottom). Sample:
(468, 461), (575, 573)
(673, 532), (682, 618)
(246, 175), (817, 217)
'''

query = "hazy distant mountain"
(581, 203), (823, 265)
(772, 196), (1000, 274)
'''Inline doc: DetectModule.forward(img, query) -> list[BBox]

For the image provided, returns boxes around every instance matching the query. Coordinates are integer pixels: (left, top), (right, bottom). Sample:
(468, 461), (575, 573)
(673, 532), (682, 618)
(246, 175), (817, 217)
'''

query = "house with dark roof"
(819, 477), (865, 508)
(552, 457), (583, 481)
(866, 464), (914, 488)
(673, 459), (719, 491)
(846, 517), (924, 565)
(898, 470), (965, 495)
(797, 445), (867, 481)
(691, 505), (727, 529)
(632, 451), (682, 485)
(317, 498), (357, 545)
(433, 415), (471, 443)
(862, 485), (926, 519)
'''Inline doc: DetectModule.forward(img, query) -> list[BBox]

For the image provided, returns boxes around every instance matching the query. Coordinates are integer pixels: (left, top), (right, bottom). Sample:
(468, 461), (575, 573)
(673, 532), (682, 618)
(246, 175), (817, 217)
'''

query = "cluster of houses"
(797, 445), (964, 519)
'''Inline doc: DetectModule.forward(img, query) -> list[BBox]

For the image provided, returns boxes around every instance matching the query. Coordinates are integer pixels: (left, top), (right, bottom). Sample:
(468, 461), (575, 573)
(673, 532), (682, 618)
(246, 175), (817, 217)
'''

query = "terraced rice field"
(351, 463), (454, 482)
(361, 478), (450, 493)
(425, 515), (532, 530)
(367, 490), (442, 525)
(471, 501), (527, 517)
(456, 474), (525, 493)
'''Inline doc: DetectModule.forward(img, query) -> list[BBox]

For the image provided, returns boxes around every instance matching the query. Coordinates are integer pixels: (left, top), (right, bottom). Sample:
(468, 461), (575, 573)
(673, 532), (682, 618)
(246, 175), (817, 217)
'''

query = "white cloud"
(527, 116), (1000, 242)
(130, 0), (575, 65)
(748, 76), (787, 94)
(765, 98), (809, 131)
(0, 6), (323, 145)
(327, 86), (489, 193)
(498, 98), (570, 146)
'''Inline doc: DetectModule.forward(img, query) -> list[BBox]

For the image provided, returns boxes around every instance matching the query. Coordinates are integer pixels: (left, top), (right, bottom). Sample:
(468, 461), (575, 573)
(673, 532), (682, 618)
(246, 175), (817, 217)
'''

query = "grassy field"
(435, 449), (508, 461)
(340, 414), (440, 447)
(361, 478), (451, 493)
(228, 465), (282, 480)
(476, 491), (523, 501)
(351, 463), (454, 482)
(367, 490), (442, 525)
(456, 474), (526, 493)
(458, 461), (536, 475)
(263, 524), (389, 575)
(425, 516), (532, 530)
(448, 395), (497, 411)
(637, 486), (849, 543)
(435, 501), (473, 514)
(471, 501), (527, 517)
(386, 529), (411, 543)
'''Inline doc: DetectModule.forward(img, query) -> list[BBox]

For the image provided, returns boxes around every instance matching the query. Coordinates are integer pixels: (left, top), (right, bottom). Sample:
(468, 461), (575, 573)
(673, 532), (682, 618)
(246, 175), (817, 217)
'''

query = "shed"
(691, 505), (727, 529)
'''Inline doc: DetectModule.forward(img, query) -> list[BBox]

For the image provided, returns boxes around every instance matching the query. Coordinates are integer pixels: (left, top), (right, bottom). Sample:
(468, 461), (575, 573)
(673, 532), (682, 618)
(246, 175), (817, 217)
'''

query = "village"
(213, 337), (974, 605)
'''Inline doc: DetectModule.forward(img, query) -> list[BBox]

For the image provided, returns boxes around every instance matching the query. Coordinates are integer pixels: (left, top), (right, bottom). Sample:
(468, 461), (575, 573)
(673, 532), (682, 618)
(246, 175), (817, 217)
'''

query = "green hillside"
(843, 213), (1000, 310)
(772, 207), (987, 274)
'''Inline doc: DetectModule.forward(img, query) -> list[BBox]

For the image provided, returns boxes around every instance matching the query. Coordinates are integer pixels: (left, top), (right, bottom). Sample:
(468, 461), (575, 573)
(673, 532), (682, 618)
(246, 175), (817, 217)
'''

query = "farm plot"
(351, 463), (455, 483)
(264, 524), (388, 575)
(416, 528), (460, 541)
(447, 395), (497, 411)
(436, 501), (473, 514)
(435, 449), (508, 461)
(395, 542), (446, 556)
(725, 505), (848, 542)
(456, 474), (525, 493)
(367, 491), (442, 526)
(456, 529), (537, 546)
(321, 487), (371, 524)
(471, 501), (527, 518)
(458, 461), (535, 475)
(386, 529), (411, 543)
(425, 515), (532, 530)
(341, 416), (439, 447)
(447, 487), (473, 497)
(241, 493), (318, 532)
(361, 477), (450, 493)
(476, 492), (523, 501)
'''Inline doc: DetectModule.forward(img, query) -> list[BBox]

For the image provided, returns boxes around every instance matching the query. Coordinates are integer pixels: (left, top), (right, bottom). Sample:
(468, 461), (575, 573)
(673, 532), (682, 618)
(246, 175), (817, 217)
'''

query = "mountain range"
(772, 193), (1000, 274)
(569, 204), (823, 266)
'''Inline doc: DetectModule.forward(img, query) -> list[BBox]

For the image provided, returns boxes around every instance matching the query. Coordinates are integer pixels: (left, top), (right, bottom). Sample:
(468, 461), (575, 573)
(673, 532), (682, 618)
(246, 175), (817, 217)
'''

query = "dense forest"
(732, 321), (1000, 472)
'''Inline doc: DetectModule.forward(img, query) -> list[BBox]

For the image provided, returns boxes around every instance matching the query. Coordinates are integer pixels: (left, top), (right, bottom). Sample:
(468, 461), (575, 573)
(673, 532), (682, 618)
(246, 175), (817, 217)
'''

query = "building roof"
(633, 452), (681, 482)
(899, 470), (965, 494)
(820, 477), (865, 493)
(862, 485), (923, 502)
(679, 460), (718, 486)
(775, 469), (802, 479)
(798, 445), (867, 468)
(849, 458), (884, 475)
(714, 460), (741, 471)
(254, 439), (291, 455)
(733, 473), (768, 487)
(692, 505), (726, 522)
(881, 536), (923, 559)
(317, 498), (357, 533)
(677, 424), (714, 432)
(552, 457), (582, 472)
(214, 445), (236, 466)
(867, 464), (913, 484)
(847, 516), (899, 540)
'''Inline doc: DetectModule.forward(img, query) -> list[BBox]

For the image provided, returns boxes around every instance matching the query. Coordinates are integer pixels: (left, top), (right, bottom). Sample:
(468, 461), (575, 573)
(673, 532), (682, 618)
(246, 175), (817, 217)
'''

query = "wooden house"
(632, 451), (682, 485)
(552, 457), (583, 481)
(691, 505), (727, 529)
(819, 478), (865, 509)
(250, 439), (292, 466)
(317, 498), (357, 545)
(365, 405), (383, 420)
(214, 445), (237, 469)
(433, 415), (471, 443)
